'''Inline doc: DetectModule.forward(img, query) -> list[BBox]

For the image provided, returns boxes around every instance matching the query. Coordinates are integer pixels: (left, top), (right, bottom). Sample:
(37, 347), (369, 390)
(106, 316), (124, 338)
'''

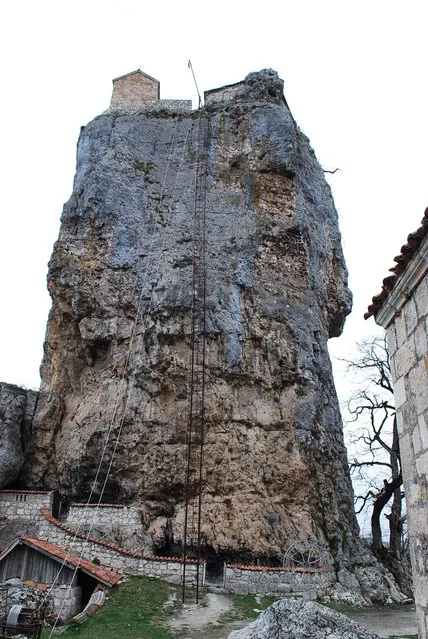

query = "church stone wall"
(110, 72), (159, 109)
(378, 236), (428, 639)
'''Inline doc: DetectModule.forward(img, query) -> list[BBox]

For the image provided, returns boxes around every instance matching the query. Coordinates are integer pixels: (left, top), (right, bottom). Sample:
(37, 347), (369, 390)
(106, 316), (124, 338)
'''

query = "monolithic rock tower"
(22, 69), (357, 568)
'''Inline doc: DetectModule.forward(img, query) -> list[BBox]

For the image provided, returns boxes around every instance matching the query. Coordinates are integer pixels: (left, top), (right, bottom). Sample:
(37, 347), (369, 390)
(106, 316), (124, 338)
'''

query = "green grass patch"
(42, 577), (183, 639)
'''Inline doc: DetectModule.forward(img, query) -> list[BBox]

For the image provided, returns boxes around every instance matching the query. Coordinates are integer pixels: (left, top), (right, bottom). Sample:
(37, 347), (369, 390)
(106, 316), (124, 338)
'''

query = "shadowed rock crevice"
(0, 382), (39, 488)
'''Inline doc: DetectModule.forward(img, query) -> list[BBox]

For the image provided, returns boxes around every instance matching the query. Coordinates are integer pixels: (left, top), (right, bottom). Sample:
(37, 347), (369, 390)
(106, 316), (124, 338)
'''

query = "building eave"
(0, 538), (20, 561)
(376, 234), (428, 328)
(365, 207), (428, 321)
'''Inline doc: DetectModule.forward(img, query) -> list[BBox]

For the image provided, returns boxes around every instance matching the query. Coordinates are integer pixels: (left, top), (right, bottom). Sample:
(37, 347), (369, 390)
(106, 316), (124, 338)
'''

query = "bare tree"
(343, 335), (405, 558)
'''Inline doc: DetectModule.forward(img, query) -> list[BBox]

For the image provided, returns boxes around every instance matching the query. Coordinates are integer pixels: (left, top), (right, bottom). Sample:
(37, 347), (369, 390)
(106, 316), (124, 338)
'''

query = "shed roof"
(365, 207), (428, 320)
(0, 535), (121, 587)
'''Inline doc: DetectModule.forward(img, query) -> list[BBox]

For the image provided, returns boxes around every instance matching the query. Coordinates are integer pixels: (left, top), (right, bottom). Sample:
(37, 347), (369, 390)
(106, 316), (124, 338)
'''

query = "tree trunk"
(389, 416), (402, 554)
(371, 471), (403, 556)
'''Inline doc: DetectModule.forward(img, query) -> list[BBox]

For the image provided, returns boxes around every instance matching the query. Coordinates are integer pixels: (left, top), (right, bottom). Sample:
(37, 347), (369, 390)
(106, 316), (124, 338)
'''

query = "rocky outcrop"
(228, 599), (380, 639)
(0, 383), (38, 488)
(22, 70), (357, 567)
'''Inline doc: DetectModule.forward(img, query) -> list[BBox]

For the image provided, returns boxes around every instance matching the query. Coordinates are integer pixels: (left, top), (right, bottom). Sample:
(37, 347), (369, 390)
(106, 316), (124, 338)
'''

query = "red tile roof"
(16, 535), (122, 587)
(365, 207), (428, 319)
(71, 503), (126, 509)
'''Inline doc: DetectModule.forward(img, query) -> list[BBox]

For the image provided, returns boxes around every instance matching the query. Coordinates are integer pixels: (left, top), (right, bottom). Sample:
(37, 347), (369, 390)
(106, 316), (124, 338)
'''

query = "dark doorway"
(204, 558), (224, 586)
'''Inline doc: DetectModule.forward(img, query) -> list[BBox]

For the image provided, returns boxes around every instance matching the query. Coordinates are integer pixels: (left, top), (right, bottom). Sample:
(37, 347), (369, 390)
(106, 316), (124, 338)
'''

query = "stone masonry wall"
(38, 508), (198, 586)
(383, 262), (428, 638)
(0, 579), (80, 621)
(66, 503), (141, 528)
(224, 565), (335, 598)
(110, 72), (159, 109)
(0, 491), (54, 521)
(108, 99), (192, 113)
(64, 503), (151, 553)
(0, 580), (52, 619)
(50, 584), (81, 619)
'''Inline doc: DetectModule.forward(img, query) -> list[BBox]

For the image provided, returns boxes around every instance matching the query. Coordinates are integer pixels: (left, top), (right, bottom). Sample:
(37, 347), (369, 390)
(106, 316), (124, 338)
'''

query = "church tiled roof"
(365, 207), (428, 320)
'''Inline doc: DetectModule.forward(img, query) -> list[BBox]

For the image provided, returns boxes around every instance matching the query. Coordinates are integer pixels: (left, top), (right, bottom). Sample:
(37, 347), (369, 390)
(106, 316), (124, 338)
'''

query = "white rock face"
(228, 599), (380, 639)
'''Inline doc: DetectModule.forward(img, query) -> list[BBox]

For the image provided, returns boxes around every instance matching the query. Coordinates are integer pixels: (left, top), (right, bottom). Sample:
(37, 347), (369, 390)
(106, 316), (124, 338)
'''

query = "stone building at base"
(0, 534), (121, 620)
(366, 207), (428, 639)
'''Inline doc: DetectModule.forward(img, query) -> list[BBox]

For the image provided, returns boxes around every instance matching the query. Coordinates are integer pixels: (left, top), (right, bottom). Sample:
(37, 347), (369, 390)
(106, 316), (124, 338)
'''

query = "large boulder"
(228, 599), (379, 639)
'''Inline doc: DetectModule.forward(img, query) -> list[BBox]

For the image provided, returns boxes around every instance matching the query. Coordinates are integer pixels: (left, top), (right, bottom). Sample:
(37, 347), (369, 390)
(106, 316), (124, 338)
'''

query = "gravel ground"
(167, 594), (418, 639)
(345, 602), (417, 638)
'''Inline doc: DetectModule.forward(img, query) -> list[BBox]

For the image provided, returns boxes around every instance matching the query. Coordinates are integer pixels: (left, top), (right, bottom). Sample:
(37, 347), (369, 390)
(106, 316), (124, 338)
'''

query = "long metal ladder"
(182, 115), (208, 602)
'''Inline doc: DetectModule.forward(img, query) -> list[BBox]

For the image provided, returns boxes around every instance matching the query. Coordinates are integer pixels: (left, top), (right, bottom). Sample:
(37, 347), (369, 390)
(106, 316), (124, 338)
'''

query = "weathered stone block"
(414, 322), (428, 359)
(416, 451), (428, 479)
(277, 583), (292, 592)
(395, 337), (417, 379)
(413, 426), (423, 456)
(405, 297), (419, 334)
(301, 589), (317, 600)
(419, 414), (428, 449)
(233, 582), (251, 595)
(409, 360), (428, 416)
(393, 376), (407, 409)
(386, 324), (398, 355)
(414, 277), (428, 320)
(395, 313), (407, 348)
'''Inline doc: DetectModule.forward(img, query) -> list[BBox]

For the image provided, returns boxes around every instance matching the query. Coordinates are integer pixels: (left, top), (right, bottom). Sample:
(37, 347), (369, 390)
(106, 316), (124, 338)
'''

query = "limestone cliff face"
(23, 70), (355, 564)
(0, 383), (38, 488)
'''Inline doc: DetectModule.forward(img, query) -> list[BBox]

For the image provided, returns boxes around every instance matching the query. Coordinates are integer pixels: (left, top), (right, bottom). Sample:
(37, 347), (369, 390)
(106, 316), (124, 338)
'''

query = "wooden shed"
(0, 535), (121, 619)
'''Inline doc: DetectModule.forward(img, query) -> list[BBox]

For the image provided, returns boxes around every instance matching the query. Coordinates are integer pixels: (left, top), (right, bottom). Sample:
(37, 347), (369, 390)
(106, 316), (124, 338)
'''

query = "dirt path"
(167, 592), (418, 639)
(167, 592), (251, 638)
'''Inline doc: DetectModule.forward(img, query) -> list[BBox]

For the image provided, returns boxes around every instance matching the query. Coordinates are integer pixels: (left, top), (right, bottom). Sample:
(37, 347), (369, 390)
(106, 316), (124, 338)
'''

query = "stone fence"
(65, 503), (141, 529)
(108, 99), (192, 114)
(0, 491), (54, 521)
(224, 564), (335, 599)
(1, 493), (334, 597)
(39, 507), (199, 586)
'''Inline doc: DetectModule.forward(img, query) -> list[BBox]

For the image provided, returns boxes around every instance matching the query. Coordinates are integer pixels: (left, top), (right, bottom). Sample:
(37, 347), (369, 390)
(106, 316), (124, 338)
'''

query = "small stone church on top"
(110, 69), (160, 110)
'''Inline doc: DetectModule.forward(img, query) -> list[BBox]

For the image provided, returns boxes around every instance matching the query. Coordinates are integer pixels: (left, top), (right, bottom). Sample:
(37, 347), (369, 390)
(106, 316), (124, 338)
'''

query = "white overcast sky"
(1, 0), (427, 397)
